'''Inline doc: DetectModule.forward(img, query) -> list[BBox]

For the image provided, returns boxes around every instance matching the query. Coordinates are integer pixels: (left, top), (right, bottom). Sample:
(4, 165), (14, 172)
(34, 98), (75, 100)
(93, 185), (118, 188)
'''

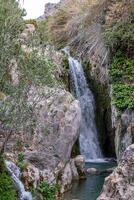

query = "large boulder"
(23, 86), (81, 192)
(97, 144), (134, 200)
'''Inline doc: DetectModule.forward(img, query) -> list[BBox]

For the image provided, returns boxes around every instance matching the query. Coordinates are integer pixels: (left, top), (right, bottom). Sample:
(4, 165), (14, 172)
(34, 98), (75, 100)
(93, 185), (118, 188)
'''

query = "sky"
(20, 0), (60, 19)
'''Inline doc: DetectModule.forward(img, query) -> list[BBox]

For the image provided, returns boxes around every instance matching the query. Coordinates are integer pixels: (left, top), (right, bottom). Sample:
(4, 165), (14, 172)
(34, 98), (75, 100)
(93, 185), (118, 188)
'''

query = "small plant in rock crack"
(17, 153), (27, 171)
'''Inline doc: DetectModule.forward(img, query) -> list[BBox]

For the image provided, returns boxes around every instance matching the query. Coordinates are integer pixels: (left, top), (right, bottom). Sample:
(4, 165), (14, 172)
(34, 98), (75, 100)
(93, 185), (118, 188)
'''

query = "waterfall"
(68, 55), (103, 161)
(5, 160), (32, 200)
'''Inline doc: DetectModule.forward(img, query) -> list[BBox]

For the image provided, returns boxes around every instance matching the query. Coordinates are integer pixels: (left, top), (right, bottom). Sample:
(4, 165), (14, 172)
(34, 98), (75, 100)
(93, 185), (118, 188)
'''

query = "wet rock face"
(97, 144), (134, 200)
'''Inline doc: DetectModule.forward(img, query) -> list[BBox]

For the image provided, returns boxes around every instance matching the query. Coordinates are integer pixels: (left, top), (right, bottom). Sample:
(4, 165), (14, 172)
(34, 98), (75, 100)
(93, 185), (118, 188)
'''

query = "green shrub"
(0, 173), (17, 200)
(110, 53), (134, 110)
(18, 51), (57, 87)
(36, 181), (60, 200)
(105, 19), (134, 110)
(112, 84), (134, 109)
(0, 0), (24, 93)
(110, 52), (134, 83)
(17, 152), (27, 171)
(36, 19), (52, 44)
(110, 52), (134, 109)
(17, 153), (24, 163)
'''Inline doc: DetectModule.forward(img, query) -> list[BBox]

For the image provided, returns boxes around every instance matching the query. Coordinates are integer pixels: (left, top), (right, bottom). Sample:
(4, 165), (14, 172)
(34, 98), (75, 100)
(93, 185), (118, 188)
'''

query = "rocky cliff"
(85, 0), (134, 159)
(23, 86), (81, 193)
(48, 0), (134, 159)
(97, 144), (134, 200)
(38, 0), (68, 19)
(41, 0), (134, 197)
(0, 22), (83, 195)
(0, 0), (133, 198)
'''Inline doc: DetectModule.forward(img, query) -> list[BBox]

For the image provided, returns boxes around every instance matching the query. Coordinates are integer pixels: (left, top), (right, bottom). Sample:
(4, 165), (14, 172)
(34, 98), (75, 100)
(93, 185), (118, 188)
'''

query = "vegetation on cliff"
(35, 181), (60, 200)
(0, 0), (63, 158)
(0, 172), (17, 200)
(0, 0), (133, 199)
(37, 0), (107, 54)
(105, 21), (134, 109)
(43, 0), (134, 110)
(0, 1), (69, 199)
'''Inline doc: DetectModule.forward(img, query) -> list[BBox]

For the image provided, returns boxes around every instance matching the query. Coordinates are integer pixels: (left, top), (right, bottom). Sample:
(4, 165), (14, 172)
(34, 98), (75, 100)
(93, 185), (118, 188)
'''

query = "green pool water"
(64, 161), (116, 200)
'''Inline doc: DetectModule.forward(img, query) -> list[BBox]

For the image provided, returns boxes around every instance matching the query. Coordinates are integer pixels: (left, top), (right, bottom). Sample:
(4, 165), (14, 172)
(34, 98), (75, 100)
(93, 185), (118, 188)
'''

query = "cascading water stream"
(68, 55), (103, 161)
(5, 160), (32, 200)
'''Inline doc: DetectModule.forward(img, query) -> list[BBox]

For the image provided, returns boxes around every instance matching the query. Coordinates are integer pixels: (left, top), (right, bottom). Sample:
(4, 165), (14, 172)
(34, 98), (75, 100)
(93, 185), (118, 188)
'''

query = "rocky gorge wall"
(0, 0), (133, 199)
(84, 0), (134, 160)
(42, 1), (134, 198)
(42, 0), (134, 160)
(32, 0), (134, 199)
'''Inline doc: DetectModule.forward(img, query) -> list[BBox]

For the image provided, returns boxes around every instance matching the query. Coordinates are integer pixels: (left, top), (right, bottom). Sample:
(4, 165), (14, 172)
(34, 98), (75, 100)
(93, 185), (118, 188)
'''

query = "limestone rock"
(60, 162), (73, 193)
(23, 157), (80, 193)
(8, 58), (19, 86)
(112, 106), (134, 159)
(23, 86), (81, 191)
(70, 159), (79, 181)
(26, 87), (81, 168)
(74, 155), (86, 179)
(74, 155), (85, 171)
(97, 144), (134, 200)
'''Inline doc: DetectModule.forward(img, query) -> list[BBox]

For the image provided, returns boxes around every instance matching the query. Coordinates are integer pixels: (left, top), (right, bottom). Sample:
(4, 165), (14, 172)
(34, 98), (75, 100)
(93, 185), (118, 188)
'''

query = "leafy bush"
(18, 152), (24, 163)
(110, 52), (134, 110)
(110, 52), (134, 83)
(104, 15), (134, 110)
(36, 181), (60, 200)
(0, 173), (17, 200)
(0, 47), (58, 141)
(0, 0), (24, 93)
(17, 152), (28, 171)
(112, 84), (134, 109)
(18, 51), (57, 87)
(36, 19), (52, 45)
